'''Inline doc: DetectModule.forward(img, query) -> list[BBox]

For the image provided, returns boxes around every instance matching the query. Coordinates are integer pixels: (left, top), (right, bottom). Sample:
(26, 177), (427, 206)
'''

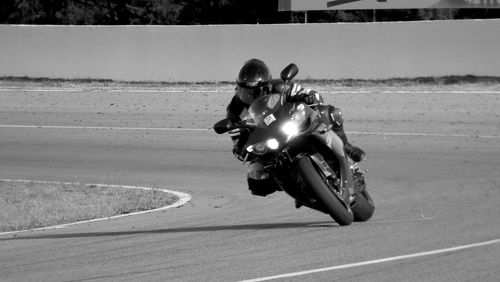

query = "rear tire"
(351, 190), (375, 222)
(297, 156), (353, 226)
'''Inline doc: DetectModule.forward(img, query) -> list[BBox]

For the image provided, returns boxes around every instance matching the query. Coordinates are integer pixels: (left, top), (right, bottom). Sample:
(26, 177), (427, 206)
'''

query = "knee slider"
(247, 162), (268, 180)
(330, 107), (344, 127)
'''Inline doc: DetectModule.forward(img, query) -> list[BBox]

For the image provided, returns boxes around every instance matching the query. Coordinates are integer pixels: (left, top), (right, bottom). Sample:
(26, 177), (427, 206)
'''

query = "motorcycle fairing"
(242, 93), (354, 213)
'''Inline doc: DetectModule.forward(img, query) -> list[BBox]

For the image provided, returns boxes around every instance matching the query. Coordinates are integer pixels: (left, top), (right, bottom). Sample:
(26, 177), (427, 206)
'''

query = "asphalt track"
(0, 85), (499, 281)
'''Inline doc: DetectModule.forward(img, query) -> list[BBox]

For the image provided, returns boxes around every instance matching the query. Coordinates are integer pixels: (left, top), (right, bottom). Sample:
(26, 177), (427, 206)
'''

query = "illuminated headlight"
(282, 121), (299, 138)
(247, 138), (280, 155)
(266, 138), (279, 150)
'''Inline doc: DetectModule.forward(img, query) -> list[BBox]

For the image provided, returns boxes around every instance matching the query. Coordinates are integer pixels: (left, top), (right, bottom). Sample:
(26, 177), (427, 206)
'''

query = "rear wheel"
(297, 156), (353, 226)
(351, 190), (375, 222)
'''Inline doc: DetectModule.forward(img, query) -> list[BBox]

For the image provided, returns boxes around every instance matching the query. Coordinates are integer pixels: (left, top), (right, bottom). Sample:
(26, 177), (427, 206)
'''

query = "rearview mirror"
(280, 63), (299, 82)
(213, 119), (234, 134)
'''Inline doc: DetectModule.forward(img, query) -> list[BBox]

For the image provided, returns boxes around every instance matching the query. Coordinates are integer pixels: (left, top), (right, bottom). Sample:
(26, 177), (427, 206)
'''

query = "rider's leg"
(328, 106), (366, 162)
(247, 161), (278, 197)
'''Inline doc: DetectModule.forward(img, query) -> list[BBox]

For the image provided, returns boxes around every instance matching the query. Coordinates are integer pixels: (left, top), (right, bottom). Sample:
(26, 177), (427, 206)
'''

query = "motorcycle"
(214, 64), (374, 226)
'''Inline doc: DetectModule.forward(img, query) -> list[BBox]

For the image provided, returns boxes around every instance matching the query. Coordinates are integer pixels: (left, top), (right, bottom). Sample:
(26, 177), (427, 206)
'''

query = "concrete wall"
(0, 20), (499, 82)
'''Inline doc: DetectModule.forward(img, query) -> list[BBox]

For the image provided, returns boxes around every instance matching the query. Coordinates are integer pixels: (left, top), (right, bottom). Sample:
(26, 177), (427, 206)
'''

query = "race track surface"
(0, 84), (499, 281)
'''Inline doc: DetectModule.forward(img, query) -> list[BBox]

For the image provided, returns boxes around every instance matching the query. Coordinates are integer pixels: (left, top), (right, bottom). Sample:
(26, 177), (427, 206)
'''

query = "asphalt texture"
(0, 84), (499, 281)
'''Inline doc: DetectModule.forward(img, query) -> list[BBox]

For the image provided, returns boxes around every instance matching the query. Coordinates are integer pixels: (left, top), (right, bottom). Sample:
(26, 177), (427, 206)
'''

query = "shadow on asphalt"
(1, 221), (336, 240)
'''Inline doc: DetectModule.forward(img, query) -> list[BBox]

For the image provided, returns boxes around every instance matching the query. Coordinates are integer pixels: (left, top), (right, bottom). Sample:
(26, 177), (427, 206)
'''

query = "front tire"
(297, 156), (353, 226)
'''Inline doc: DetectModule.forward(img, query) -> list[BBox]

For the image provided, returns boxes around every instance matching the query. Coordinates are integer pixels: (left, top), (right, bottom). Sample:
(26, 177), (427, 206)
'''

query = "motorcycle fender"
(303, 134), (354, 202)
(318, 129), (345, 159)
(309, 153), (335, 179)
(311, 131), (353, 192)
(296, 154), (351, 213)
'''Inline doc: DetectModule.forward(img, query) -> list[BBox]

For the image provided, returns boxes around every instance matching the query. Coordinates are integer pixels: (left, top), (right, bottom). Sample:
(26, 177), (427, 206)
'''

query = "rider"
(226, 58), (365, 197)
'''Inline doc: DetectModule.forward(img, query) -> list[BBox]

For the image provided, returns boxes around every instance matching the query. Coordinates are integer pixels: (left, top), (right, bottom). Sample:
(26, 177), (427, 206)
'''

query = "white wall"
(0, 20), (499, 82)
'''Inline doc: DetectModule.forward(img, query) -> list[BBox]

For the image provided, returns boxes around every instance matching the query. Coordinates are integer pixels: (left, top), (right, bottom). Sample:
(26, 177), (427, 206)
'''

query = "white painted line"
(0, 88), (232, 93)
(0, 124), (210, 131)
(0, 88), (86, 92)
(1, 124), (498, 139)
(350, 131), (500, 139)
(0, 179), (191, 236)
(376, 90), (500, 94)
(1, 88), (500, 94)
(239, 238), (500, 282)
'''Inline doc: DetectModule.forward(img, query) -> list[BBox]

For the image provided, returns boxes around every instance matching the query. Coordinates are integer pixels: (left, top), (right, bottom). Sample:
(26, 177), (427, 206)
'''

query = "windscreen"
(247, 94), (283, 127)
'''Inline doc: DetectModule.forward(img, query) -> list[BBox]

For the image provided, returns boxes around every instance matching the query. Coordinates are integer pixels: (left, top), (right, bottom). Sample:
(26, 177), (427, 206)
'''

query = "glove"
(287, 83), (318, 105)
(288, 92), (314, 104)
(231, 128), (250, 160)
(232, 141), (243, 157)
(233, 142), (248, 161)
(303, 94), (316, 104)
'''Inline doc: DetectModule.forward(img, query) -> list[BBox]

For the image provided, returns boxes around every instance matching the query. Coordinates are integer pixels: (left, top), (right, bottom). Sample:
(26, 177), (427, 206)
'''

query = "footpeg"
(295, 201), (303, 209)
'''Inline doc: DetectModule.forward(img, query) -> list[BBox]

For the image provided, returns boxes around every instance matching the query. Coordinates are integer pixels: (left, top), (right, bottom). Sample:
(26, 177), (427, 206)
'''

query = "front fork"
(308, 152), (351, 207)
(312, 125), (354, 196)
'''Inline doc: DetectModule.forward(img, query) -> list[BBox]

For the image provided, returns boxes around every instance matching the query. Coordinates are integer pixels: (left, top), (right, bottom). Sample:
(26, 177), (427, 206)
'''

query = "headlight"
(247, 138), (280, 155)
(282, 104), (307, 139)
(266, 138), (279, 150)
(282, 121), (299, 138)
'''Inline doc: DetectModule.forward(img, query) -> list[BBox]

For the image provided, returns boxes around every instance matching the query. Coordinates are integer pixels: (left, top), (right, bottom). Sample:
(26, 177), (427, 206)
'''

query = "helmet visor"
(238, 86), (263, 105)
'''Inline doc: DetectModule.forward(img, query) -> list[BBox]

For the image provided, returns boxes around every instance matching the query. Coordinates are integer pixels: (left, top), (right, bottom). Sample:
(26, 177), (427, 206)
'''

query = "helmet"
(236, 59), (272, 105)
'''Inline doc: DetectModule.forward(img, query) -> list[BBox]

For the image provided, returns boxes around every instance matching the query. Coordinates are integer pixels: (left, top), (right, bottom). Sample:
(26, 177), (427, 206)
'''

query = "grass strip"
(0, 180), (179, 232)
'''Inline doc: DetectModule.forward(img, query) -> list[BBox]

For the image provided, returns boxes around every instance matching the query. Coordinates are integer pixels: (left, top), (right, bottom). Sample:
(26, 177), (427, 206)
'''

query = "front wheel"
(297, 156), (353, 226)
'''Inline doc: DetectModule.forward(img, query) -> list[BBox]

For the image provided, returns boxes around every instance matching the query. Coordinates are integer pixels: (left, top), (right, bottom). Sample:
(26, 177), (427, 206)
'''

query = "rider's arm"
(287, 83), (324, 105)
(271, 79), (323, 105)
(226, 94), (250, 159)
(226, 94), (246, 122)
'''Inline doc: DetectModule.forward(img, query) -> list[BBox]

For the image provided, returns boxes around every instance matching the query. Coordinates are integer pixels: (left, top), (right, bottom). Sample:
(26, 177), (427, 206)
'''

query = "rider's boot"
(344, 142), (366, 163)
(332, 125), (366, 163)
(248, 178), (277, 197)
